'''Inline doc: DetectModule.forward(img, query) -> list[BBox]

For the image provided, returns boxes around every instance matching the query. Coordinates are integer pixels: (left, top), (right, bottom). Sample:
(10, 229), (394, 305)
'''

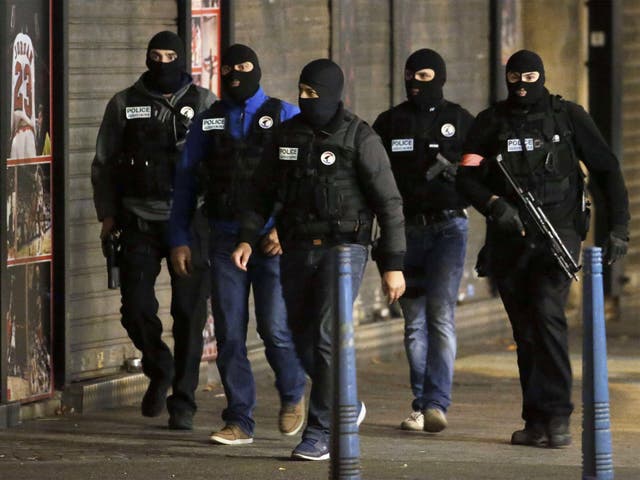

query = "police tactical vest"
(276, 112), (373, 243)
(385, 101), (465, 213)
(121, 85), (200, 199)
(200, 97), (282, 220)
(493, 95), (581, 228)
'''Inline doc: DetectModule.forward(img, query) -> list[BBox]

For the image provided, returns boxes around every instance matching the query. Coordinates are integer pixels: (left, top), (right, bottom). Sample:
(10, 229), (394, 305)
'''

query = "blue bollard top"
(583, 247), (602, 276)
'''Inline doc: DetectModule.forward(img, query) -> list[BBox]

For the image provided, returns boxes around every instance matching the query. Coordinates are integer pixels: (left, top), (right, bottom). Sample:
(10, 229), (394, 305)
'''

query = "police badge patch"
(391, 139), (414, 152)
(320, 151), (336, 165)
(258, 115), (274, 129)
(279, 147), (298, 160)
(125, 106), (152, 119)
(202, 118), (225, 131)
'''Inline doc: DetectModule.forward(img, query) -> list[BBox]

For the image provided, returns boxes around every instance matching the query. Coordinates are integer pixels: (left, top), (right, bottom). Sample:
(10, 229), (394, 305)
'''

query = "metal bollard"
(330, 246), (361, 480)
(582, 247), (614, 480)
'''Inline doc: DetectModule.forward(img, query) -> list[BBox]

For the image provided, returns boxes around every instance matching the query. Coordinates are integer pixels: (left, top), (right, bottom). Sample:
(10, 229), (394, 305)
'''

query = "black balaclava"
(221, 44), (261, 103)
(505, 49), (545, 106)
(298, 59), (344, 128)
(145, 31), (186, 94)
(405, 49), (446, 108)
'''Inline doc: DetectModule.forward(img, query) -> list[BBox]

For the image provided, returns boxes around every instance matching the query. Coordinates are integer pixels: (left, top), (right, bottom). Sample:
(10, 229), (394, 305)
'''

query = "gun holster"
(102, 232), (121, 290)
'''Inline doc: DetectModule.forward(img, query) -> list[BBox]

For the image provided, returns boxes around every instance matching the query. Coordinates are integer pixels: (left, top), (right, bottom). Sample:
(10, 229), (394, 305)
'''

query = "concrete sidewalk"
(0, 332), (638, 480)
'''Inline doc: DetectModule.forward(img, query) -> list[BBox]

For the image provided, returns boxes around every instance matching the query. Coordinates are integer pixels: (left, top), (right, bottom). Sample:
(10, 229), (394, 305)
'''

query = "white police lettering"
(180, 106), (195, 119)
(507, 139), (522, 152)
(202, 118), (225, 131)
(441, 123), (455, 137)
(428, 143), (439, 149)
(125, 106), (152, 119)
(391, 138), (414, 152)
(320, 151), (336, 166)
(524, 138), (534, 151)
(279, 147), (298, 161)
(258, 115), (274, 129)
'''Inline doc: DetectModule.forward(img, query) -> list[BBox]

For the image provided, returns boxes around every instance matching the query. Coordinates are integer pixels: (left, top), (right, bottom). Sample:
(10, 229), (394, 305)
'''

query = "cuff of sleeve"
(238, 228), (260, 248)
(97, 206), (118, 222)
(611, 224), (629, 240)
(377, 252), (405, 273)
(169, 230), (192, 249)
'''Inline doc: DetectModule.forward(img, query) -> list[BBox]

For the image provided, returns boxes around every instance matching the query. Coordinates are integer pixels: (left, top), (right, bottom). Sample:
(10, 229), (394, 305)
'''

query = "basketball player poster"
(3, 0), (53, 403)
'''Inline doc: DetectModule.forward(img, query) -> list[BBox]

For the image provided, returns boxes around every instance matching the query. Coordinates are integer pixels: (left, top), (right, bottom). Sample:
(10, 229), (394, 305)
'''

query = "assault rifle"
(102, 231), (121, 289)
(495, 154), (581, 281)
(425, 153), (457, 182)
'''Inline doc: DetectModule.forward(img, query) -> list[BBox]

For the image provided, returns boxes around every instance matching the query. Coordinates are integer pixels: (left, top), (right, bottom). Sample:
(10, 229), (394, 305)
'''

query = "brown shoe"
(209, 424), (253, 445)
(423, 408), (448, 433)
(279, 398), (306, 436)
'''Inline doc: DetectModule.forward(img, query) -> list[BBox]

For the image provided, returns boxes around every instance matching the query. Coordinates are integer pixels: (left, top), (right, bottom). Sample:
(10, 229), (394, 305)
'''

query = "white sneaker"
(423, 408), (447, 433)
(356, 401), (366, 426)
(400, 411), (424, 431)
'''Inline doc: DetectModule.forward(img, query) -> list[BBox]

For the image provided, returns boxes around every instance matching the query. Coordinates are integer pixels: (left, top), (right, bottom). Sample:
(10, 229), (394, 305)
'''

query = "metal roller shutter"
(392, 0), (495, 305)
(67, 0), (178, 380)
(620, 2), (640, 321)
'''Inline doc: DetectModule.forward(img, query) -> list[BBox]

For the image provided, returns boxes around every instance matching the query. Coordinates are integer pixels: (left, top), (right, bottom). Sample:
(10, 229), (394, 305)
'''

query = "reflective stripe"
(461, 153), (484, 166)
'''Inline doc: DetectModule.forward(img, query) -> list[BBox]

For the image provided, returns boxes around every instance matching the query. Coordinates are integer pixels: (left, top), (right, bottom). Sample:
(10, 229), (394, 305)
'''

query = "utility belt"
(405, 208), (467, 226)
(282, 218), (371, 248)
(118, 210), (168, 238)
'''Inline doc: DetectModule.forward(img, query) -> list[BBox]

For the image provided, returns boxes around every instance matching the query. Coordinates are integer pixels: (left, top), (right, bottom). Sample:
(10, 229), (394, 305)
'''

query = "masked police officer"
(169, 44), (306, 446)
(232, 58), (406, 460)
(457, 50), (629, 448)
(373, 49), (473, 434)
(92, 31), (215, 430)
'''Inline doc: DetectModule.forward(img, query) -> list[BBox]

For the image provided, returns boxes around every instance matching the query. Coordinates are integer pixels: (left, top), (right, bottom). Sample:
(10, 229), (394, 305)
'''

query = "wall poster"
(191, 0), (221, 361)
(3, 0), (53, 403)
(191, 0), (221, 97)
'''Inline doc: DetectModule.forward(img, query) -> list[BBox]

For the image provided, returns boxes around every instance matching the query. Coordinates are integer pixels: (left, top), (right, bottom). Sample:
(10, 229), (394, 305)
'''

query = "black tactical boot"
(511, 421), (548, 447)
(547, 417), (572, 448)
(141, 379), (171, 417)
(168, 410), (194, 430)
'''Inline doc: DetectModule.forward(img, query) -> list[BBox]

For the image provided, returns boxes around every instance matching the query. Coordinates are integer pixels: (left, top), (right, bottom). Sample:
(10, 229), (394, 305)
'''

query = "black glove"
(488, 198), (525, 236)
(603, 225), (629, 265)
(442, 164), (458, 183)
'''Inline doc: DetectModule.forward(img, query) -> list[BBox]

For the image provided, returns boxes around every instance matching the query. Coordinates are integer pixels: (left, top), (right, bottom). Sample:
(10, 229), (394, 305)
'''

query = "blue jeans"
(280, 244), (368, 442)
(399, 216), (468, 413)
(209, 230), (306, 435)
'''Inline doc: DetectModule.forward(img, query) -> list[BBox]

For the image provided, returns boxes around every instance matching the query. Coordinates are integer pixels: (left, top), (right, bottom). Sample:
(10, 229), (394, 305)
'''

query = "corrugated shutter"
(620, 2), (640, 321)
(67, 0), (178, 380)
(393, 0), (494, 304)
(233, 0), (330, 107)
(230, 0), (332, 344)
(622, 3), (640, 277)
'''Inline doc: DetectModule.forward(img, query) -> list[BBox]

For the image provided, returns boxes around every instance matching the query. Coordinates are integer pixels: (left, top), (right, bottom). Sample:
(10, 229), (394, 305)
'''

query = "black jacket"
(373, 100), (474, 215)
(457, 90), (629, 271)
(239, 106), (406, 272)
(91, 73), (215, 222)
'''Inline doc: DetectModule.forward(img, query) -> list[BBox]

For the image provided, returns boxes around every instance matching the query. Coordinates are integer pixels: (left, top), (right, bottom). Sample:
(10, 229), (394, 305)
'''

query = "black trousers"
(118, 212), (209, 414)
(494, 248), (574, 424)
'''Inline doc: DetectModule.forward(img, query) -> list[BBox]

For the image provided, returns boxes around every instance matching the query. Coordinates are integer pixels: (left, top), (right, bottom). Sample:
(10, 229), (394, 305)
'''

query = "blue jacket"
(169, 87), (299, 247)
